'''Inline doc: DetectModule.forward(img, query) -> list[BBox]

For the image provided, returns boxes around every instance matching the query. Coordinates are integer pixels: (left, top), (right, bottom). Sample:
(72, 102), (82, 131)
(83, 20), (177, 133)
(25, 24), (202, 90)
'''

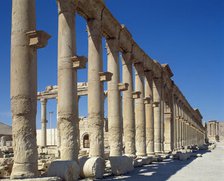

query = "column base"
(10, 163), (38, 179)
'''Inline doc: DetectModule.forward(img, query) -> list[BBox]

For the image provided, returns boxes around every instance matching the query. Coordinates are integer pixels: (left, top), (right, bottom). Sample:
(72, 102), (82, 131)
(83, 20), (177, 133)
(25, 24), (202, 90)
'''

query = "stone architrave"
(57, 0), (78, 161)
(122, 53), (136, 156)
(107, 38), (122, 156)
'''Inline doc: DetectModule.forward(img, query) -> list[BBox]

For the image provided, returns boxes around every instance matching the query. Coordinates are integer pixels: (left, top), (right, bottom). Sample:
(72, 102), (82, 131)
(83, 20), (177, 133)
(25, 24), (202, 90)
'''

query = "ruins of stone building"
(8, 0), (206, 180)
(207, 120), (224, 142)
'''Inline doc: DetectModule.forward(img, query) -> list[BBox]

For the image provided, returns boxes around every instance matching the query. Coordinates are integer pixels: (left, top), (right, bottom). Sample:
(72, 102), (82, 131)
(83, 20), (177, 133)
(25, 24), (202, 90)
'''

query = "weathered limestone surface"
(109, 156), (134, 175)
(79, 157), (105, 179)
(122, 53), (136, 156)
(145, 71), (154, 155)
(87, 18), (104, 158)
(153, 78), (162, 154)
(47, 160), (80, 181)
(10, 0), (38, 178)
(40, 99), (47, 147)
(135, 65), (146, 156)
(107, 38), (122, 157)
(57, 0), (78, 161)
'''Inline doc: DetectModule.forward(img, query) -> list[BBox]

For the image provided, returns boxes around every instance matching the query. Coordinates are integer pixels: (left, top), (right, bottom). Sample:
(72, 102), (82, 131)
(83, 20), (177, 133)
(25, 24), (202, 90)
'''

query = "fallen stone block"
(79, 156), (105, 179)
(141, 156), (153, 165)
(109, 156), (134, 175)
(47, 160), (80, 181)
(133, 158), (143, 167)
(178, 153), (190, 161)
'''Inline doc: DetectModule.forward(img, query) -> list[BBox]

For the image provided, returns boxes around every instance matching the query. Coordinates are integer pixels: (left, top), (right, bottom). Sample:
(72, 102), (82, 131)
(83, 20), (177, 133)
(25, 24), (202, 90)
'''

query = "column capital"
(118, 83), (129, 91)
(40, 98), (47, 105)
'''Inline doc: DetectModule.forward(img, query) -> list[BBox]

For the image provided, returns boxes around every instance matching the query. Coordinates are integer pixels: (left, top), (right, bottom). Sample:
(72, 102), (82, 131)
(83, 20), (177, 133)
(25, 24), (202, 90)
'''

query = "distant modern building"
(207, 120), (224, 142)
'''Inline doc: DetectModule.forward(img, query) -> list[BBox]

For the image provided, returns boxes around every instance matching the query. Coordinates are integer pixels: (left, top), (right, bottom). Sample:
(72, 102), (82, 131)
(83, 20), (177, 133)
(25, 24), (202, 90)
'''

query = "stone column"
(11, 0), (38, 178)
(153, 78), (162, 154)
(164, 112), (172, 153)
(160, 84), (165, 152)
(57, 0), (78, 161)
(122, 53), (135, 156)
(40, 99), (48, 147)
(134, 64), (146, 157)
(145, 71), (154, 155)
(107, 38), (122, 156)
(172, 95), (177, 150)
(87, 18), (104, 157)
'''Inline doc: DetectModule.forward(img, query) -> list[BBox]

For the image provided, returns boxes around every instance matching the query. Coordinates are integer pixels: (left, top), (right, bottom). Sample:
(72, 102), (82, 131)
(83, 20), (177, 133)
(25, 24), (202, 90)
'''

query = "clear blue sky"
(0, 0), (223, 129)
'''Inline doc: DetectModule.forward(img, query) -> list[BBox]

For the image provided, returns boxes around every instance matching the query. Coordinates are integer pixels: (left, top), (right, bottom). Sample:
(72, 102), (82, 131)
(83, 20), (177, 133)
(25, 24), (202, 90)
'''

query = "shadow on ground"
(102, 149), (211, 181)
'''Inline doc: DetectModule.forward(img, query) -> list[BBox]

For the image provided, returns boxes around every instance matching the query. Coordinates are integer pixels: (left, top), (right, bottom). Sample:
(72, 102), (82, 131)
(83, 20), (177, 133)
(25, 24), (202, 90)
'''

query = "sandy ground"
(102, 142), (224, 181)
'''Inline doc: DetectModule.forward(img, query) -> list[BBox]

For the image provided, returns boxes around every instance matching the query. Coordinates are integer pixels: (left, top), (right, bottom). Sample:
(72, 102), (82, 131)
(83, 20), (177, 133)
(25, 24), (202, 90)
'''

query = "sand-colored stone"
(122, 53), (136, 156)
(57, 0), (78, 161)
(47, 160), (80, 181)
(79, 156), (105, 179)
(106, 38), (122, 157)
(134, 65), (146, 156)
(109, 156), (134, 175)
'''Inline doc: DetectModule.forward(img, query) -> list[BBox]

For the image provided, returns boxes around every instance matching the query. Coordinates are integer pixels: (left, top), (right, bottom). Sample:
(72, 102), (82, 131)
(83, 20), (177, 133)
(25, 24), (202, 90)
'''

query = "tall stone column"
(172, 95), (177, 150)
(153, 78), (162, 154)
(164, 112), (172, 153)
(160, 84), (165, 152)
(134, 64), (146, 157)
(40, 99), (48, 147)
(122, 53), (135, 156)
(57, 0), (78, 161)
(106, 38), (122, 156)
(10, 0), (50, 178)
(145, 71), (154, 155)
(87, 18), (104, 157)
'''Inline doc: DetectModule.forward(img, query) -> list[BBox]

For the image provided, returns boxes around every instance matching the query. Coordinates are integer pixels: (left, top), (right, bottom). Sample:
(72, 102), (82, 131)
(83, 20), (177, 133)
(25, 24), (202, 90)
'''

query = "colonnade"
(10, 0), (206, 179)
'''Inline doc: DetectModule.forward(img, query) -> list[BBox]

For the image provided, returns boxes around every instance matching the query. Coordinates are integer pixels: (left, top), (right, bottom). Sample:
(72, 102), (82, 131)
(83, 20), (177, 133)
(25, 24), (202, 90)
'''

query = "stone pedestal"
(57, 0), (78, 161)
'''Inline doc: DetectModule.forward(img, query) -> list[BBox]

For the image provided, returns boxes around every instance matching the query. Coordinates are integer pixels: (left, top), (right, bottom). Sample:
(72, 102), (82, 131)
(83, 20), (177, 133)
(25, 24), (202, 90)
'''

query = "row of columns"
(10, 0), (205, 179)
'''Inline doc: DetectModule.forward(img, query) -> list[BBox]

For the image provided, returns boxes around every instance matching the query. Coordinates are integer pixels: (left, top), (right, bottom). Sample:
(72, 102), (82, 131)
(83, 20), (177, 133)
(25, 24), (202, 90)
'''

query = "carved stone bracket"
(152, 101), (160, 107)
(132, 91), (141, 99)
(144, 96), (151, 104)
(26, 30), (51, 49)
(118, 83), (129, 91)
(71, 56), (87, 69)
(99, 72), (113, 82)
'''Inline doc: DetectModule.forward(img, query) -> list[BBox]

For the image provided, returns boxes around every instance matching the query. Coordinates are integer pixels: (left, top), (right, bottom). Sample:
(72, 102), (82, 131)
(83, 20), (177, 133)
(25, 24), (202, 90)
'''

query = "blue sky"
(0, 0), (223, 128)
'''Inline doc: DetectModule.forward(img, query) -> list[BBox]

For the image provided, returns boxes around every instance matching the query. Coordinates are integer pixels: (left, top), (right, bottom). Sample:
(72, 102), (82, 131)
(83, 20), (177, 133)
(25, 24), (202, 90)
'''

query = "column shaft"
(87, 19), (104, 157)
(122, 54), (135, 156)
(11, 0), (38, 178)
(107, 39), (122, 156)
(135, 67), (146, 156)
(153, 78), (162, 153)
(57, 0), (78, 160)
(145, 72), (154, 155)
(41, 99), (47, 147)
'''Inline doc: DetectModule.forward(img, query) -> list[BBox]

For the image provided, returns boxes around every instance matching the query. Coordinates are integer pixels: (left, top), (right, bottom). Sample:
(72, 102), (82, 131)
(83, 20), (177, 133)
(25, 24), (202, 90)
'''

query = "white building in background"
(36, 128), (58, 146)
